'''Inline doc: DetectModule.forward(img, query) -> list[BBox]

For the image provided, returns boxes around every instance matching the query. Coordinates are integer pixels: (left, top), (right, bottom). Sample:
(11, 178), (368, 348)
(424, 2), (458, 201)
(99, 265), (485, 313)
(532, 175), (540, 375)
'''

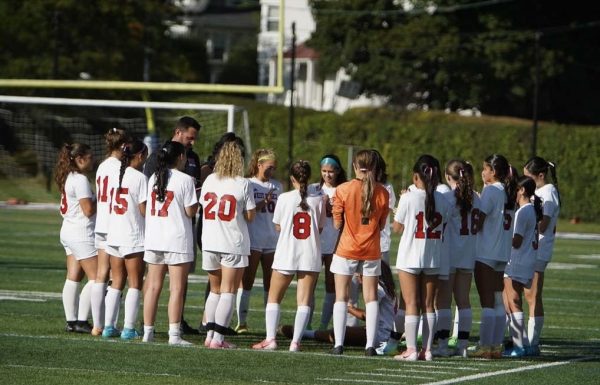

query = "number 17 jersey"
(200, 174), (256, 255)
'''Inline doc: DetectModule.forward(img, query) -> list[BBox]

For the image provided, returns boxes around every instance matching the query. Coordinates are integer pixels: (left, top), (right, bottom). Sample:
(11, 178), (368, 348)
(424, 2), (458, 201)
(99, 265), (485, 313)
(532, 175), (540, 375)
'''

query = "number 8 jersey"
(395, 189), (450, 269)
(200, 173), (256, 255)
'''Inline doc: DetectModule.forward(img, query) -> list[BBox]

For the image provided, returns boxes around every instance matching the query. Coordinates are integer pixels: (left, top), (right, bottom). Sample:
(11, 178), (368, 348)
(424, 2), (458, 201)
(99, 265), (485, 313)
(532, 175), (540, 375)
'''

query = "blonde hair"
(247, 148), (276, 177)
(214, 141), (244, 178)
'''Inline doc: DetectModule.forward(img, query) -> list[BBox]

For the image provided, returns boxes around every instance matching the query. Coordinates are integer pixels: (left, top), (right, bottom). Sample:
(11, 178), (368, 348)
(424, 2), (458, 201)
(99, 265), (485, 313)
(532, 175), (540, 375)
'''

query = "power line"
(312, 0), (515, 16)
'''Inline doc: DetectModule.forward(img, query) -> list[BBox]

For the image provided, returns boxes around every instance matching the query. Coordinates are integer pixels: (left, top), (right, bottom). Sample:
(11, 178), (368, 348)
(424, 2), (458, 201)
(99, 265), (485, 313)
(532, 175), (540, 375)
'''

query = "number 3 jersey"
(272, 190), (326, 273)
(394, 189), (450, 269)
(476, 182), (513, 262)
(106, 167), (148, 248)
(60, 172), (96, 243)
(145, 169), (197, 254)
(200, 174), (256, 255)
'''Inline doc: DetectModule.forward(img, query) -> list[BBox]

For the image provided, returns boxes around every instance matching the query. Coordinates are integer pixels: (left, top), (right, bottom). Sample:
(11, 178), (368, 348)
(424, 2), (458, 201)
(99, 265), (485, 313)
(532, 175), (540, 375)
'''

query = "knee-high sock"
(493, 292), (507, 345)
(91, 282), (107, 328)
(204, 292), (220, 340)
(404, 315), (419, 351)
(509, 312), (525, 349)
(333, 301), (347, 347)
(528, 316), (544, 347)
(291, 305), (311, 344)
(457, 308), (472, 349)
(123, 288), (141, 329)
(62, 279), (79, 321)
(422, 312), (436, 351)
(265, 303), (280, 340)
(104, 287), (121, 328)
(213, 293), (235, 343)
(365, 301), (379, 349)
(320, 292), (335, 328)
(479, 308), (496, 346)
(452, 305), (460, 338)
(236, 288), (251, 325)
(436, 308), (452, 348)
(77, 280), (93, 321)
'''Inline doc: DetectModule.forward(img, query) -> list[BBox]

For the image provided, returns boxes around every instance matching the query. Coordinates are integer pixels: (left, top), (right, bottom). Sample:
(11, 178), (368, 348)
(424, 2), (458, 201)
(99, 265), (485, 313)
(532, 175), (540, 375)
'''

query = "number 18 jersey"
(200, 174), (256, 255)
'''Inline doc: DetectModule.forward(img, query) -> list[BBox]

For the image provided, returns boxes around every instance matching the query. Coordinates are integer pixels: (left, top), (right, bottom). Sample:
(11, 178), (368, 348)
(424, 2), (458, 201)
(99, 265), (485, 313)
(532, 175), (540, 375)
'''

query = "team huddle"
(55, 116), (561, 361)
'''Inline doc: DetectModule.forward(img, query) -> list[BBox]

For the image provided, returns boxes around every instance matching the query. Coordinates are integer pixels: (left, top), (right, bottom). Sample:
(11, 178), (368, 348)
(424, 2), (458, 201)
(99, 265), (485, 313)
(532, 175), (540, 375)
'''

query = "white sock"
(291, 305), (311, 344)
(143, 325), (154, 342)
(265, 302), (280, 340)
(320, 292), (335, 328)
(91, 282), (107, 328)
(236, 288), (251, 325)
(436, 308), (452, 340)
(422, 312), (436, 351)
(77, 280), (93, 321)
(168, 322), (181, 342)
(205, 292), (220, 340)
(333, 301), (347, 347)
(417, 314), (423, 338)
(215, 293), (235, 337)
(493, 292), (507, 345)
(104, 287), (121, 329)
(509, 312), (525, 349)
(365, 301), (379, 349)
(394, 309), (405, 335)
(404, 315), (420, 351)
(457, 308), (472, 348)
(62, 279), (79, 321)
(452, 305), (460, 338)
(123, 288), (141, 329)
(479, 308), (496, 346)
(528, 316), (544, 347)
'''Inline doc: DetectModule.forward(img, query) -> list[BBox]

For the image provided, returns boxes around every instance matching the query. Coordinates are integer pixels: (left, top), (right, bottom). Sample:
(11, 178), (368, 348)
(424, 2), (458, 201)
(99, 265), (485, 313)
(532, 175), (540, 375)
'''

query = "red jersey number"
(459, 208), (480, 235)
(96, 175), (109, 203)
(293, 212), (311, 239)
(113, 188), (129, 215)
(204, 193), (237, 222)
(150, 190), (174, 217)
(415, 211), (443, 239)
(60, 193), (68, 214)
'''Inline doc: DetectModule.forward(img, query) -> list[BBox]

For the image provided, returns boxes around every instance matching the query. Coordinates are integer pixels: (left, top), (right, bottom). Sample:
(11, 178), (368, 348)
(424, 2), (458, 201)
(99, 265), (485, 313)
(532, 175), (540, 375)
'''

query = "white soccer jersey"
(395, 189), (450, 269)
(308, 183), (339, 254)
(505, 203), (538, 283)
(407, 184), (450, 194)
(376, 285), (396, 346)
(442, 190), (482, 270)
(200, 174), (256, 255)
(247, 177), (282, 250)
(272, 190), (326, 273)
(95, 156), (121, 235)
(476, 182), (512, 262)
(60, 172), (96, 243)
(144, 169), (197, 254)
(536, 183), (560, 262)
(106, 167), (148, 248)
(380, 183), (396, 253)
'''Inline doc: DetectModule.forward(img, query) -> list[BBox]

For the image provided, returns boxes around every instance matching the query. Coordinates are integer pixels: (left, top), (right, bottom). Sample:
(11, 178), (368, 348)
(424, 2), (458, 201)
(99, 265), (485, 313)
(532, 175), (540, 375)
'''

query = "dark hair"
(54, 143), (92, 192)
(379, 260), (396, 302)
(484, 154), (517, 210)
(290, 160), (311, 211)
(104, 127), (129, 155)
(517, 176), (543, 222)
(446, 159), (474, 215)
(175, 116), (201, 132)
(118, 139), (147, 189)
(153, 141), (185, 202)
(372, 149), (388, 184)
(524, 156), (561, 207)
(319, 153), (347, 187)
(413, 154), (439, 224)
(354, 149), (380, 220)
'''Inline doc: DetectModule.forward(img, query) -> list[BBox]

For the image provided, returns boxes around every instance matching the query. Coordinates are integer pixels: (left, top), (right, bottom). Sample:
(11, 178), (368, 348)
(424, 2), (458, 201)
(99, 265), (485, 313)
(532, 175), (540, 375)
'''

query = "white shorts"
(476, 258), (507, 272)
(398, 267), (439, 276)
(380, 251), (390, 264)
(105, 245), (144, 259)
(62, 240), (97, 261)
(330, 254), (381, 277)
(144, 250), (193, 265)
(202, 251), (248, 271)
(94, 232), (107, 250)
(534, 260), (548, 273)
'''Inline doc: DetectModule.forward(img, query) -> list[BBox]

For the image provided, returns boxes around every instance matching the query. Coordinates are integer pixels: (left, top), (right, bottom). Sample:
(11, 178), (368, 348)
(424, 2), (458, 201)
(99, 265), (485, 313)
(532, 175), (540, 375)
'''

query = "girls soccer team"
(55, 128), (560, 360)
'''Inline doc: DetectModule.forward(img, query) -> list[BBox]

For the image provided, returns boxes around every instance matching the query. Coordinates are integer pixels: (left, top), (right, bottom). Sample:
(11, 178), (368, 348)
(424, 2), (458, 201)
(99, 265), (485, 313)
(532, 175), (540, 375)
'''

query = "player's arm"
(538, 215), (551, 233)
(185, 203), (198, 218)
(477, 211), (487, 232)
(347, 303), (366, 321)
(244, 208), (256, 222)
(138, 201), (146, 217)
(512, 233), (523, 248)
(79, 198), (96, 217)
(392, 221), (404, 234)
(274, 224), (281, 232)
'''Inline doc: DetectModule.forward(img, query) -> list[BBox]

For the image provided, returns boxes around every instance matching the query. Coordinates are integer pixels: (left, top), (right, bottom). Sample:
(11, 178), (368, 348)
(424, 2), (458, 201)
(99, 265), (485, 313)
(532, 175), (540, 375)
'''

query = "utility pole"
(287, 22), (296, 189)
(531, 31), (541, 158)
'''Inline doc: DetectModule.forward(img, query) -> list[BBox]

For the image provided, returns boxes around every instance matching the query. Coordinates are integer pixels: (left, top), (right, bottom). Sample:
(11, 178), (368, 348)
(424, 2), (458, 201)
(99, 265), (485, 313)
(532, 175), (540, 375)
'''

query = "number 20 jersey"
(200, 174), (256, 255)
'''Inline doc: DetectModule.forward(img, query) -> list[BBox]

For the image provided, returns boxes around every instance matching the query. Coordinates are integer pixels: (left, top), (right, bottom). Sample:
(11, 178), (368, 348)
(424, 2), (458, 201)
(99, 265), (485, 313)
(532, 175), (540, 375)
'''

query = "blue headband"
(320, 157), (340, 168)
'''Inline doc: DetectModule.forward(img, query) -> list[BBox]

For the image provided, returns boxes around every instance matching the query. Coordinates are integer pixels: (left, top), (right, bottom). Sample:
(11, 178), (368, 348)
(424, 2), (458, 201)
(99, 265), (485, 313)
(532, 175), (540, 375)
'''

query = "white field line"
(372, 368), (455, 374)
(2, 364), (179, 377)
(421, 356), (594, 385)
(346, 371), (434, 379)
(377, 366), (479, 372)
(318, 377), (419, 383)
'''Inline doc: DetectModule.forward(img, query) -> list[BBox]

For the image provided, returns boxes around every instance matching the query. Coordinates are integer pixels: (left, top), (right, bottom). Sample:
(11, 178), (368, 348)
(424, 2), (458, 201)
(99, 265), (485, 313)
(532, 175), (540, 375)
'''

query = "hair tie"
(112, 127), (117, 133)
(424, 166), (433, 179)
(508, 165), (513, 178)
(258, 154), (276, 163)
(359, 167), (368, 172)
(320, 156), (340, 168)
(548, 161), (555, 168)
(458, 168), (464, 178)
(161, 147), (168, 153)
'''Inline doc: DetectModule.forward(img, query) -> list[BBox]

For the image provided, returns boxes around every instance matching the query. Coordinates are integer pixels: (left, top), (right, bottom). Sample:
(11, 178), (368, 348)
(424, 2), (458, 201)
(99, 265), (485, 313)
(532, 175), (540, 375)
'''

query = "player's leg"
(166, 262), (192, 345)
(142, 262), (167, 342)
(103, 254), (126, 337)
(253, 270), (293, 350)
(63, 254), (83, 332)
(210, 265), (244, 348)
(236, 249), (261, 332)
(394, 270), (419, 361)
(121, 252), (144, 340)
(434, 275), (453, 356)
(420, 273), (438, 360)
(453, 269), (473, 357)
(289, 271), (319, 351)
(319, 254), (336, 330)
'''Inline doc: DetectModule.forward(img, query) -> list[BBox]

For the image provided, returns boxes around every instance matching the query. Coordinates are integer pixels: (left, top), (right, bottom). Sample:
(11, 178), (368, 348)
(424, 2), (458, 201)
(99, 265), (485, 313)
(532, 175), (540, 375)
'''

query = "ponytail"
(54, 143), (91, 192)
(532, 194), (543, 222)
(446, 159), (474, 215)
(354, 150), (379, 221)
(153, 141), (184, 203)
(517, 176), (543, 222)
(414, 154), (439, 224)
(119, 139), (147, 190)
(290, 160), (311, 211)
(524, 156), (561, 207)
(485, 154), (517, 210)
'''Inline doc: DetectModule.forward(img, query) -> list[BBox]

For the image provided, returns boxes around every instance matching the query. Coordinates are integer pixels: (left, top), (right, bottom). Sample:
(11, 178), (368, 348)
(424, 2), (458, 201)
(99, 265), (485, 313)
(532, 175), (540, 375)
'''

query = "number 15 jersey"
(200, 174), (256, 255)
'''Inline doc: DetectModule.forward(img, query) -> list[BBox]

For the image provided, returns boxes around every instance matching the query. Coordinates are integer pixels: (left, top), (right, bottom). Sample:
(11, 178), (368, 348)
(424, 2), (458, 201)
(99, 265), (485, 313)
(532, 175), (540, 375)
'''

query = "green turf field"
(0, 208), (599, 385)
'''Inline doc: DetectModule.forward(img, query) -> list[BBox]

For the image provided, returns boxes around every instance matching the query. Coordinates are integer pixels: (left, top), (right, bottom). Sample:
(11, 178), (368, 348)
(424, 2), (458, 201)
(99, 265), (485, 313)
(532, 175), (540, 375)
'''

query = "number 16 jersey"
(200, 174), (256, 255)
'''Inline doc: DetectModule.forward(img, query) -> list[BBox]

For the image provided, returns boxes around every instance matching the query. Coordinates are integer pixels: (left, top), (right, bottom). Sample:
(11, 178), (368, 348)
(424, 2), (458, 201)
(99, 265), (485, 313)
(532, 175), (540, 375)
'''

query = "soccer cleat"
(252, 338), (277, 350)
(234, 323), (248, 334)
(120, 328), (140, 340)
(432, 345), (454, 357)
(365, 347), (377, 356)
(74, 320), (93, 333)
(447, 336), (458, 349)
(525, 345), (541, 357)
(468, 345), (493, 359)
(503, 346), (525, 358)
(209, 340), (236, 349)
(91, 327), (103, 336)
(376, 340), (399, 356)
(394, 349), (418, 361)
(102, 326), (121, 338)
(169, 337), (193, 346)
(142, 330), (154, 343)
(330, 345), (344, 355)
(419, 350), (433, 361)
(180, 319), (199, 335)
(65, 321), (76, 332)
(289, 341), (300, 352)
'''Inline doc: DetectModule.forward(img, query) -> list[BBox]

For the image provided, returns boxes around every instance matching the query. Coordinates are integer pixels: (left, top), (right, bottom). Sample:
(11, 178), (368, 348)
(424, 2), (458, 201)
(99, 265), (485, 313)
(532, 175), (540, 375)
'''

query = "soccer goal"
(0, 95), (251, 179)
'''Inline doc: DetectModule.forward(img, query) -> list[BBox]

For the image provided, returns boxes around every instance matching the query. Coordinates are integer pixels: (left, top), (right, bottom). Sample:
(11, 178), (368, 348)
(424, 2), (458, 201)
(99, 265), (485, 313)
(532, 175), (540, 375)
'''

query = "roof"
(283, 43), (320, 59)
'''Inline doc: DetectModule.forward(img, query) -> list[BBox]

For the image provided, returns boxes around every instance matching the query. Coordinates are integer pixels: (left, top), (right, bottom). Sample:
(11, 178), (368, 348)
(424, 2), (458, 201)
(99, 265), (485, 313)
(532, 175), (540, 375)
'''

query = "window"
(267, 6), (279, 32)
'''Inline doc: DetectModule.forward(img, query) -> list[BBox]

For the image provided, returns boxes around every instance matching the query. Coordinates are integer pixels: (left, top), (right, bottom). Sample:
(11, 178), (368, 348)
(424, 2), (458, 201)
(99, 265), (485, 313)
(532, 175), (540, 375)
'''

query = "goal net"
(0, 95), (251, 181)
